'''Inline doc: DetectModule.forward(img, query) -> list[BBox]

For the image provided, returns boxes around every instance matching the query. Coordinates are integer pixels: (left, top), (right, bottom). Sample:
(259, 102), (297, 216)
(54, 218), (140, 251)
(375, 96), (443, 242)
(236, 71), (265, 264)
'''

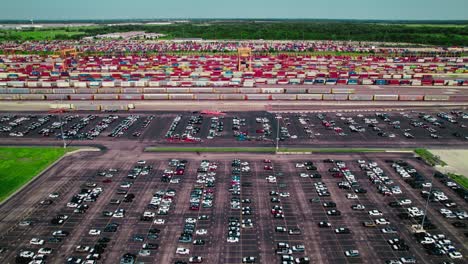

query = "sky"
(1, 0), (467, 20)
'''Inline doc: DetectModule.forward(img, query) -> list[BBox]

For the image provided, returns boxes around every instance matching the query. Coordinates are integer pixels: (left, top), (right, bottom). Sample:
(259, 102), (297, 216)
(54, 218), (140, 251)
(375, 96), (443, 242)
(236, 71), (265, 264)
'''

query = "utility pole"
(275, 115), (282, 153)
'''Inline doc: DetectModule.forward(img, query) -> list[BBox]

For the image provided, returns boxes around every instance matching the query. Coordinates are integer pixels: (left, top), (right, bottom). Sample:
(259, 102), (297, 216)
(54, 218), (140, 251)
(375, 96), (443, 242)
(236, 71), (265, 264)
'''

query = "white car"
(186, 218), (197, 224)
(48, 192), (60, 198)
(279, 192), (290, 197)
(398, 199), (412, 205)
(375, 218), (390, 225)
(227, 237), (239, 243)
(19, 251), (35, 258)
(89, 229), (101, 236)
(137, 160), (146, 164)
(30, 238), (45, 245)
(176, 247), (190, 255)
(369, 210), (383, 216)
(300, 173), (309, 178)
(346, 194), (358, 199)
(448, 251), (463, 259)
(153, 219), (165, 225)
(38, 248), (52, 254)
(295, 163), (305, 168)
(196, 229), (207, 235)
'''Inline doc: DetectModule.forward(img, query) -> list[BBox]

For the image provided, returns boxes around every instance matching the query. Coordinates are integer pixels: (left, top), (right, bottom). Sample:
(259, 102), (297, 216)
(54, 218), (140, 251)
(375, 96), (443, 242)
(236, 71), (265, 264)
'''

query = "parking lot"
(0, 109), (467, 149)
(0, 150), (466, 264)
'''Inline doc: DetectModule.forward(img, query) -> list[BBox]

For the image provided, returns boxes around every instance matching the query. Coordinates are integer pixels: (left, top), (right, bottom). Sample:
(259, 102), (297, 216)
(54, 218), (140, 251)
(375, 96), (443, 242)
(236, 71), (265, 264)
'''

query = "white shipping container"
(143, 94), (169, 100)
(297, 94), (323, 100)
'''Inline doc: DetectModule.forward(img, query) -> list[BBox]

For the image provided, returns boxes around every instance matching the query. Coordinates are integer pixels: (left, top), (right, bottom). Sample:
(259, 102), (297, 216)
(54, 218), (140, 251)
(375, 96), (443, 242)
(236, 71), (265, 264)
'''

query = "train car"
(323, 94), (349, 101)
(297, 94), (323, 100)
(399, 95), (424, 101)
(168, 94), (194, 100)
(245, 94), (271, 100)
(271, 94), (297, 100)
(143, 94), (169, 100)
(424, 95), (450, 101)
(373, 94), (399, 101)
(69, 94), (94, 100)
(220, 94), (246, 100)
(348, 94), (374, 101)
(261, 88), (284, 94)
(193, 94), (221, 100)
(94, 94), (119, 100)
(119, 94), (143, 100)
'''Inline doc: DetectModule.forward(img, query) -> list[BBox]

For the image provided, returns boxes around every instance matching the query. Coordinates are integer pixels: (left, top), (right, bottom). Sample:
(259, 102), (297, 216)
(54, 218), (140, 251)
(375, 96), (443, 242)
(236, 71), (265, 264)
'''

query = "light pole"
(275, 115), (282, 153)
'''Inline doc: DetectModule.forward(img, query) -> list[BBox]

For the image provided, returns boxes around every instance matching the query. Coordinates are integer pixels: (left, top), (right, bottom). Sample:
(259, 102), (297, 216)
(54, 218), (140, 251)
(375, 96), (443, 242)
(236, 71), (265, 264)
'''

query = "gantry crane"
(237, 47), (252, 71)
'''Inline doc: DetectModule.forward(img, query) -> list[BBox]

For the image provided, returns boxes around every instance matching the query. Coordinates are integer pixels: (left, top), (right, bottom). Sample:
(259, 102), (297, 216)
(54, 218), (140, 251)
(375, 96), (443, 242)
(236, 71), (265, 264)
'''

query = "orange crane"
(237, 47), (252, 71)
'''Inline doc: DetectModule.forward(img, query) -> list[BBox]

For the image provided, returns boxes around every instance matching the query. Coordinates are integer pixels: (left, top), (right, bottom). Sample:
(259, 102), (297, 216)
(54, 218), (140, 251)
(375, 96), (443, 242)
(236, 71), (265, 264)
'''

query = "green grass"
(0, 147), (72, 202)
(414, 148), (447, 167)
(446, 173), (468, 190)
(0, 29), (85, 41)
(145, 147), (386, 153)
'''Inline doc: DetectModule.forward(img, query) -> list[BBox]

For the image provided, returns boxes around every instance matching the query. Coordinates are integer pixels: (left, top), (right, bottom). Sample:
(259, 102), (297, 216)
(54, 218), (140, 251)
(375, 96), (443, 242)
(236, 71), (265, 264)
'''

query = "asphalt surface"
(0, 152), (466, 264)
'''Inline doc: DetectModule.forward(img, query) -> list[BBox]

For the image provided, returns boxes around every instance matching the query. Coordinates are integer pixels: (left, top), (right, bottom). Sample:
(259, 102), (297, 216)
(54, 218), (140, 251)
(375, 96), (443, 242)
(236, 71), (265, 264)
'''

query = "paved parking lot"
(0, 108), (467, 148)
(0, 151), (466, 264)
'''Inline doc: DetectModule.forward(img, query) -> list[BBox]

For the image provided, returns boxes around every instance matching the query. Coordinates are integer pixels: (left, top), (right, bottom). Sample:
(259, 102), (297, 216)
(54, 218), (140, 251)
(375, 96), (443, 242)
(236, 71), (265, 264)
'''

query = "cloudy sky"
(1, 0), (467, 20)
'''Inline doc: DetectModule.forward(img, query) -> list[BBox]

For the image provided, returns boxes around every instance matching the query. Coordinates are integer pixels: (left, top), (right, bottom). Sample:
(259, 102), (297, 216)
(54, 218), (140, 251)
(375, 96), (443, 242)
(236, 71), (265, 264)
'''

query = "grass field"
(0, 147), (71, 202)
(446, 173), (468, 190)
(414, 148), (447, 167)
(0, 29), (85, 41)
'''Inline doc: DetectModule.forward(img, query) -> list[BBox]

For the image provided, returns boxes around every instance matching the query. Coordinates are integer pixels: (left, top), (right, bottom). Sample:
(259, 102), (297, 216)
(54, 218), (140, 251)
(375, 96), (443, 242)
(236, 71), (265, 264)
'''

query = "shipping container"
(7, 81), (25, 87)
(143, 94), (169, 100)
(239, 88), (261, 93)
(99, 88), (121, 94)
(30, 88), (53, 94)
(26, 82), (38, 88)
(297, 94), (323, 100)
(69, 94), (94, 100)
(7, 88), (30, 94)
(75, 88), (98, 94)
(53, 88), (75, 94)
(323, 94), (349, 101)
(143, 87), (167, 93)
(348, 94), (374, 101)
(220, 94), (246, 100)
(20, 94), (46, 100)
(412, 80), (422, 86)
(399, 95), (424, 101)
(94, 94), (119, 100)
(101, 105), (128, 111)
(245, 94), (271, 100)
(168, 94), (194, 100)
(45, 94), (68, 100)
(167, 87), (190, 93)
(190, 87), (214, 93)
(56, 82), (70, 88)
(122, 88), (143, 94)
(102, 81), (115, 87)
(0, 94), (20, 100)
(72, 104), (101, 111)
(285, 88), (307, 94)
(373, 94), (399, 101)
(193, 94), (220, 100)
(332, 88), (355, 94)
(213, 87), (239, 93)
(271, 94), (297, 100)
(424, 95), (450, 101)
(261, 88), (284, 94)
(135, 81), (147, 87)
(89, 81), (102, 88)
(362, 79), (374, 85)
(73, 82), (88, 88)
(307, 88), (331, 94)
(0, 88), (6, 94)
(119, 94), (143, 100)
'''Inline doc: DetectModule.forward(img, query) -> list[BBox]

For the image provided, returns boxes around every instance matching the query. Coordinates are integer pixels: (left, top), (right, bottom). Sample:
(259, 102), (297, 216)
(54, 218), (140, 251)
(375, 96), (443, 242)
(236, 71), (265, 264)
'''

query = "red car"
(264, 166), (273, 170)
(102, 179), (112, 183)
(264, 159), (271, 163)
